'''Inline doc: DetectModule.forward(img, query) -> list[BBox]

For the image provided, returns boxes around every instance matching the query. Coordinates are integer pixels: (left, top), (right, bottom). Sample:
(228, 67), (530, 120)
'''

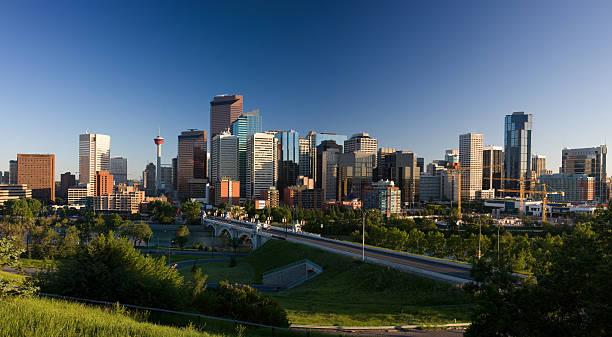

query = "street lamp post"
(478, 217), (482, 260)
(362, 210), (365, 262)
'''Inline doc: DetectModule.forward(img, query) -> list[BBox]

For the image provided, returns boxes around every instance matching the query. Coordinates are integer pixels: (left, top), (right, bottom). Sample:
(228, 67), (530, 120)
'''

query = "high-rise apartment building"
(177, 130), (207, 198)
(210, 94), (243, 138)
(8, 160), (18, 184)
(246, 133), (278, 200)
(344, 133), (377, 154)
(211, 131), (239, 184)
(231, 110), (262, 198)
(459, 133), (483, 200)
(483, 145), (503, 190)
(561, 145), (607, 202)
(94, 170), (114, 196)
(17, 154), (55, 201)
(504, 112), (532, 191)
(79, 133), (111, 185)
(316, 140), (343, 202)
(110, 157), (127, 185)
(380, 151), (420, 205)
(363, 180), (402, 217)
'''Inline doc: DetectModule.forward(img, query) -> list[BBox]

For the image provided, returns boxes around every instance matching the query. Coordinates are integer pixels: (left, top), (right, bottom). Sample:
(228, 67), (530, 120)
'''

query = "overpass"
(207, 216), (473, 284)
(202, 217), (272, 249)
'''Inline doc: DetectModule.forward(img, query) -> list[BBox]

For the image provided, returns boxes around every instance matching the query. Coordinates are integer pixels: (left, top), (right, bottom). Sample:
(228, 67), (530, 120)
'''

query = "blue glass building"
(231, 110), (262, 198)
(504, 112), (533, 191)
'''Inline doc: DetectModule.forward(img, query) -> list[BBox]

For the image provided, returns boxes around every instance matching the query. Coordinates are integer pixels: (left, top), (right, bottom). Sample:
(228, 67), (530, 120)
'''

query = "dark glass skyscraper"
(274, 130), (300, 195)
(504, 112), (532, 191)
(231, 110), (262, 198)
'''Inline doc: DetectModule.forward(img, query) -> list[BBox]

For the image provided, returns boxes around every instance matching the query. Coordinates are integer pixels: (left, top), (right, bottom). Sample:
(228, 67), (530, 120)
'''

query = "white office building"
(459, 133), (483, 200)
(246, 133), (278, 200)
(79, 133), (111, 185)
(211, 131), (239, 184)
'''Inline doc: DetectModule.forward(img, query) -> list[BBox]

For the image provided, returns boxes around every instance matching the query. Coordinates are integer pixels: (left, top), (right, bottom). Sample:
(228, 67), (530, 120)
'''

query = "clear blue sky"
(1, 0), (611, 180)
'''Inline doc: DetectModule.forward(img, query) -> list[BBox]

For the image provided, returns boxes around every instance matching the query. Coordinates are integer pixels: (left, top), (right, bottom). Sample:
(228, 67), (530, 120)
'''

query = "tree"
(3, 199), (32, 218)
(465, 219), (612, 337)
(37, 233), (184, 309)
(182, 201), (202, 224)
(173, 225), (190, 249)
(58, 225), (80, 258)
(149, 200), (175, 224)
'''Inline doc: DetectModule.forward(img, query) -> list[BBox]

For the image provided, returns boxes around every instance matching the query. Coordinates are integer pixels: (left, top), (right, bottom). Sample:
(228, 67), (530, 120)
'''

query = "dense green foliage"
(182, 201), (203, 224)
(149, 200), (175, 224)
(190, 281), (289, 327)
(37, 233), (185, 309)
(174, 225), (191, 249)
(465, 210), (612, 337)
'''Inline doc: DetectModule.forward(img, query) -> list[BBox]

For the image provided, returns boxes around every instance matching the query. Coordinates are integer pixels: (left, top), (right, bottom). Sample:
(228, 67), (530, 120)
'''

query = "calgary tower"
(153, 130), (164, 194)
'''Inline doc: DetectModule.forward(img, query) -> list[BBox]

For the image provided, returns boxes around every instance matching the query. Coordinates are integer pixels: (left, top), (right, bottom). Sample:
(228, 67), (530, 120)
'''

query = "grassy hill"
(0, 297), (218, 337)
(181, 239), (476, 326)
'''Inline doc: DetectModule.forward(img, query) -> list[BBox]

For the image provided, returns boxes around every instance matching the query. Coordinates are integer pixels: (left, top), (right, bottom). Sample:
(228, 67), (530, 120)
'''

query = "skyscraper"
(316, 140), (342, 201)
(298, 138), (310, 177)
(344, 132), (377, 154)
(210, 94), (243, 139)
(504, 112), (532, 191)
(79, 133), (111, 185)
(561, 145), (607, 202)
(459, 133), (483, 200)
(275, 130), (300, 194)
(532, 154), (547, 176)
(246, 133), (278, 200)
(380, 151), (420, 205)
(8, 160), (17, 184)
(211, 131), (239, 184)
(142, 163), (156, 196)
(17, 153), (55, 201)
(59, 172), (76, 198)
(110, 157), (127, 185)
(376, 147), (396, 181)
(177, 130), (207, 198)
(231, 110), (262, 198)
(483, 145), (503, 190)
(337, 151), (376, 201)
(305, 131), (347, 182)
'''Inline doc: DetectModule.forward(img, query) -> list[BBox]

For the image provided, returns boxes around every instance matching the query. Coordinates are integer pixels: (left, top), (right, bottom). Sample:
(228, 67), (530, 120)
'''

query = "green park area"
(179, 240), (476, 326)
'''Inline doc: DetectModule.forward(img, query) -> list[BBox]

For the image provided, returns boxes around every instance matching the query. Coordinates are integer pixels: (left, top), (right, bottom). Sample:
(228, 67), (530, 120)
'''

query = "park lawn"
(20, 258), (61, 270)
(147, 253), (219, 265)
(184, 240), (476, 326)
(180, 260), (254, 284)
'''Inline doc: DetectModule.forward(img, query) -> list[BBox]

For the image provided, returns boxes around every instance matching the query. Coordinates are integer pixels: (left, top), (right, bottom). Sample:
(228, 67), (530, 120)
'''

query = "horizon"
(1, 0), (611, 179)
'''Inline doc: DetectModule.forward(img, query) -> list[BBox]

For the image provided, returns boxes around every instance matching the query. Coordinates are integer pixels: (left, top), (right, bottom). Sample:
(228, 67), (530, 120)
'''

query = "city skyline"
(2, 1), (612, 178)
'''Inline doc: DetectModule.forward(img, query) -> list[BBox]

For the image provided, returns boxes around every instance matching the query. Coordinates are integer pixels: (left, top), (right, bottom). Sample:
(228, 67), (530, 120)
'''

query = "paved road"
(208, 217), (472, 283)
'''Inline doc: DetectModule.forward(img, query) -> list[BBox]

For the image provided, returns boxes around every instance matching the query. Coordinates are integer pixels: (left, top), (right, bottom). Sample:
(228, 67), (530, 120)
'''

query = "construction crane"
(483, 176), (537, 213)
(451, 163), (502, 221)
(497, 184), (564, 222)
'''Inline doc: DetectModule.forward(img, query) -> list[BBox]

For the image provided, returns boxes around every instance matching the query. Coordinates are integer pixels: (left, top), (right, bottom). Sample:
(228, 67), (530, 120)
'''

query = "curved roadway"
(207, 217), (472, 283)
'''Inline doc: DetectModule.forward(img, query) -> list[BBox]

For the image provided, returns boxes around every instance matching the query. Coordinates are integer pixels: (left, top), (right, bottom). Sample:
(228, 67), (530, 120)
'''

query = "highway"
(207, 217), (473, 284)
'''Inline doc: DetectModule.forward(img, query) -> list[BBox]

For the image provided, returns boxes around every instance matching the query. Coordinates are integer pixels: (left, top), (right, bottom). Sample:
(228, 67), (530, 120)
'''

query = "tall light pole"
(478, 217), (482, 260)
(362, 210), (366, 261)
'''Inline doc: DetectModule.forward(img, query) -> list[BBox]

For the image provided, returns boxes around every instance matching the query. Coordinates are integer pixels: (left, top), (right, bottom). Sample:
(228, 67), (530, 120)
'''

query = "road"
(207, 217), (472, 284)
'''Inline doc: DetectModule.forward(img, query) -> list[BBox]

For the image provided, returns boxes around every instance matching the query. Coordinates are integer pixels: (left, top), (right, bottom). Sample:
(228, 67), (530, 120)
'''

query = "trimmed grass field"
(180, 240), (476, 326)
(0, 270), (26, 282)
(181, 260), (254, 284)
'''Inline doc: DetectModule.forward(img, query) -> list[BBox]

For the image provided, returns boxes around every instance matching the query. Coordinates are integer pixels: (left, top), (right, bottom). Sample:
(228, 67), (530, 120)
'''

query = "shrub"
(36, 233), (184, 309)
(190, 281), (289, 327)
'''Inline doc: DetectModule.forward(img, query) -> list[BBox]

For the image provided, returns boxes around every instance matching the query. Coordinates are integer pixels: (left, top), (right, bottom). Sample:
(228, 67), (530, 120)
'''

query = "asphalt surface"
(208, 217), (472, 282)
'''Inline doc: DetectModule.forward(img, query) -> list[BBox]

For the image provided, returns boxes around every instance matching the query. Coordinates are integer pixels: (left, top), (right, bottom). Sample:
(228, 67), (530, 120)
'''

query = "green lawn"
(20, 258), (61, 270)
(180, 260), (254, 284)
(179, 240), (476, 326)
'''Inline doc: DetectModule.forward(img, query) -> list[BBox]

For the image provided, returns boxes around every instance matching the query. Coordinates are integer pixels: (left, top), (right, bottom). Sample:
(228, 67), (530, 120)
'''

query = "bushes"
(190, 281), (289, 327)
(37, 233), (184, 309)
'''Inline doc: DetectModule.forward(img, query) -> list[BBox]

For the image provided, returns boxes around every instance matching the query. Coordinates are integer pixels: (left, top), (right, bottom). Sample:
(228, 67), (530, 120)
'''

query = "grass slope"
(183, 240), (476, 326)
(0, 297), (218, 337)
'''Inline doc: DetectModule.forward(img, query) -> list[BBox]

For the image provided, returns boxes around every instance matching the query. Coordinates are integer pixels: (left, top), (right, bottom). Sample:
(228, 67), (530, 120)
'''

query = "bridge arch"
(219, 228), (233, 240)
(239, 234), (254, 250)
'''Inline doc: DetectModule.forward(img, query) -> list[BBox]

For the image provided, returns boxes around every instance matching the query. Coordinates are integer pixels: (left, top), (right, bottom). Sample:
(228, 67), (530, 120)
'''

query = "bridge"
(202, 217), (272, 249)
(207, 215), (473, 284)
